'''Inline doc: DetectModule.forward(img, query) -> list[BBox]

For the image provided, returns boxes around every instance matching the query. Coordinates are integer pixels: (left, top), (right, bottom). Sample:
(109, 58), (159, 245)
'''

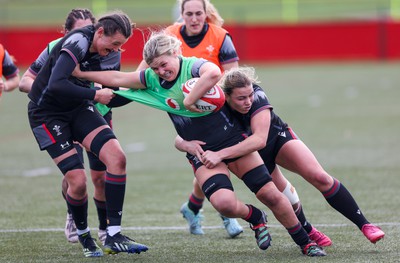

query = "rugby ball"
(182, 78), (225, 112)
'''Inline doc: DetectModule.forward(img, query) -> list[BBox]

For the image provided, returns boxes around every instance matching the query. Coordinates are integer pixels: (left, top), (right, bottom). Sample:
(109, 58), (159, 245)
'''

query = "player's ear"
(97, 27), (104, 37)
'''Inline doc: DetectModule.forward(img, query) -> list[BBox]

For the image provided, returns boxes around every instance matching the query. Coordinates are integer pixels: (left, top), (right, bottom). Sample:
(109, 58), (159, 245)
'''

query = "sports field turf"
(0, 61), (399, 262)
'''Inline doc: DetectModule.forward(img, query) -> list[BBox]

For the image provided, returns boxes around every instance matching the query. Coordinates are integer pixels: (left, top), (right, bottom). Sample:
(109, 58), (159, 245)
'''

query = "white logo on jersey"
(87, 106), (94, 112)
(81, 61), (89, 68)
(278, 131), (286, 138)
(165, 98), (180, 110)
(60, 141), (71, 150)
(206, 45), (215, 56)
(53, 125), (62, 136)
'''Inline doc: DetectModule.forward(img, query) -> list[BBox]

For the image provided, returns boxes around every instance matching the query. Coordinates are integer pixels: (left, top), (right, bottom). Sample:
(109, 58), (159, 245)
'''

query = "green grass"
(0, 62), (399, 262)
(0, 0), (394, 27)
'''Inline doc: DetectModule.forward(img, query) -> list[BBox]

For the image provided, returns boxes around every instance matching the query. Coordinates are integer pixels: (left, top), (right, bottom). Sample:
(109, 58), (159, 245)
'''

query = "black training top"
(232, 84), (288, 137)
(28, 25), (120, 112)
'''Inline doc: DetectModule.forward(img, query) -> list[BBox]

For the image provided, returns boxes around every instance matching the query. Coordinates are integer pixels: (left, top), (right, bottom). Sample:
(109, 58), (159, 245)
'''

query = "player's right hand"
(94, 88), (115, 105)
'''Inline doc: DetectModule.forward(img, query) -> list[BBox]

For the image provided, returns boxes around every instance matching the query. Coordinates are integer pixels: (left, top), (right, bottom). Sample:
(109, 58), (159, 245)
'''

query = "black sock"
(188, 193), (204, 215)
(66, 194), (88, 230)
(93, 198), (107, 230)
(324, 178), (369, 229)
(244, 204), (265, 226)
(105, 172), (126, 227)
(295, 204), (313, 233)
(62, 191), (72, 214)
(287, 222), (310, 247)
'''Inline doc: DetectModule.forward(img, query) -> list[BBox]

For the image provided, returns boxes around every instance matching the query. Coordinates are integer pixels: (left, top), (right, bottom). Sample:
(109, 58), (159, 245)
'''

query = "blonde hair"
(178, 0), (224, 27)
(220, 67), (259, 95)
(143, 31), (182, 65)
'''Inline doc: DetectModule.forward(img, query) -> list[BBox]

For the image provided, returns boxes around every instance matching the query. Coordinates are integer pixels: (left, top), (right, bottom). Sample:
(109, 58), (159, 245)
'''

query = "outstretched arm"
(74, 66), (145, 90)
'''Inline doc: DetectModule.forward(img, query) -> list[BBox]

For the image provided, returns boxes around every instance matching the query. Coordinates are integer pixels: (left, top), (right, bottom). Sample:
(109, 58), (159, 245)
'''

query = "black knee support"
(57, 154), (84, 175)
(201, 173), (234, 200)
(241, 165), (272, 194)
(87, 151), (106, 171)
(90, 128), (116, 157)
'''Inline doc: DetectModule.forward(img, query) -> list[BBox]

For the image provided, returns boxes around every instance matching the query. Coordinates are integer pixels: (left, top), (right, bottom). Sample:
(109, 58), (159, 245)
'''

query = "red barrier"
(1, 19), (399, 67)
(225, 20), (400, 62)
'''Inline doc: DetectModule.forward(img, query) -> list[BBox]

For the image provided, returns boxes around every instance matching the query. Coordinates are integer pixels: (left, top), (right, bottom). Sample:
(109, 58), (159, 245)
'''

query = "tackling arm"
(201, 109), (271, 168)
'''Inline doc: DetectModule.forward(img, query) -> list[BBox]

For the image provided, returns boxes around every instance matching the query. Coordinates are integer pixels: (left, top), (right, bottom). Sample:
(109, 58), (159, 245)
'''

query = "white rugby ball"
(182, 78), (225, 112)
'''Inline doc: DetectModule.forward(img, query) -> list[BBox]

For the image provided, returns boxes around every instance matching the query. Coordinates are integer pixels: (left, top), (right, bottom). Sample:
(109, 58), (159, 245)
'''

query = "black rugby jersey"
(169, 104), (248, 152)
(233, 84), (288, 135)
(28, 25), (120, 112)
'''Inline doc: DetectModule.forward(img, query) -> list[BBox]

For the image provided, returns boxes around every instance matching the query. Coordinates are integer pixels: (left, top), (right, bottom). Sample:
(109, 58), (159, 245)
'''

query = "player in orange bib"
(0, 43), (20, 97)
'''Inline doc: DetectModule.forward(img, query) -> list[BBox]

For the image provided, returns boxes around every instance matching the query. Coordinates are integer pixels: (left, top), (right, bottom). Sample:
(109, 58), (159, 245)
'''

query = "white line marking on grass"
(1, 222), (398, 233)
(124, 142), (146, 153)
(22, 167), (53, 177)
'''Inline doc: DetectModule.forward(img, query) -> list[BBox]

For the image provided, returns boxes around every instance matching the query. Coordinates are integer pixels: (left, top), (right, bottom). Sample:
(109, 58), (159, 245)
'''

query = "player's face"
(149, 53), (180, 82)
(92, 27), (127, 56)
(182, 0), (207, 36)
(226, 84), (254, 114)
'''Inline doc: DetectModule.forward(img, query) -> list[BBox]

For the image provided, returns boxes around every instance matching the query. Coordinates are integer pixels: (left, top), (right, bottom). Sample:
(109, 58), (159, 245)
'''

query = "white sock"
(76, 227), (90, 236)
(107, 226), (121, 236)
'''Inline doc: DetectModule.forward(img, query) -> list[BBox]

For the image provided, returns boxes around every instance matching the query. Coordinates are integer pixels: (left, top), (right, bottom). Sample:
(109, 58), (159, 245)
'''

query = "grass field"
(0, 61), (399, 262)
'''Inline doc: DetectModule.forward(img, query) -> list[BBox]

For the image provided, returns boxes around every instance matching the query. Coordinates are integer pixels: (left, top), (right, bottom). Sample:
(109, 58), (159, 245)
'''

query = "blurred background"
(1, 0), (400, 67)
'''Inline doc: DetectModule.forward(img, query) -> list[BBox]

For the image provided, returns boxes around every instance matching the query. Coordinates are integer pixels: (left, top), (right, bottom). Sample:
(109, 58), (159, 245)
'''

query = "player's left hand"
(185, 140), (206, 160)
(201, 150), (223, 169)
(183, 98), (203, 113)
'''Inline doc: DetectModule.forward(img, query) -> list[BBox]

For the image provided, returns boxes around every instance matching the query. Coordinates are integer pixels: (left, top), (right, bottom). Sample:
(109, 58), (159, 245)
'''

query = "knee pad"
(282, 180), (300, 205)
(241, 164), (272, 194)
(87, 151), (106, 171)
(57, 154), (84, 175)
(201, 173), (234, 200)
(90, 128), (116, 157)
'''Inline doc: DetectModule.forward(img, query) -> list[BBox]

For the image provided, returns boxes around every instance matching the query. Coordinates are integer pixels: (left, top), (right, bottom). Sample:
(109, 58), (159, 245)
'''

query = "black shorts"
(258, 127), (298, 173)
(28, 101), (109, 158)
(186, 153), (239, 172)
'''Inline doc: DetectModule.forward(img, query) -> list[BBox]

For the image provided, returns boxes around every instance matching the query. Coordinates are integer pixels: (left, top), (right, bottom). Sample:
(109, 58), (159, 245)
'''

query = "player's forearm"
(217, 134), (266, 160)
(4, 76), (20, 92)
(19, 73), (34, 93)
(175, 136), (187, 152)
